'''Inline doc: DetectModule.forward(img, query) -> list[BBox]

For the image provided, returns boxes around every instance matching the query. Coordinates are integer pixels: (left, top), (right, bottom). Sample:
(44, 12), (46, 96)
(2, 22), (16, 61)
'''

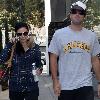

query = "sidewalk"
(0, 75), (99, 100)
(38, 75), (57, 100)
(0, 75), (57, 100)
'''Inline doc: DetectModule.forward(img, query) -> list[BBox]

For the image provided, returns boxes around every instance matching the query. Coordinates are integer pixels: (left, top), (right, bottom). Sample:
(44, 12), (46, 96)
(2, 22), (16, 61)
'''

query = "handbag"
(0, 43), (16, 84)
(0, 64), (11, 84)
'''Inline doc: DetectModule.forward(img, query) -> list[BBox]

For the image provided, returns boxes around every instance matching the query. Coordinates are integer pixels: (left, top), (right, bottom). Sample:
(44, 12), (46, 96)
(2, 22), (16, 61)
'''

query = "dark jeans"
(58, 86), (94, 100)
(9, 90), (39, 100)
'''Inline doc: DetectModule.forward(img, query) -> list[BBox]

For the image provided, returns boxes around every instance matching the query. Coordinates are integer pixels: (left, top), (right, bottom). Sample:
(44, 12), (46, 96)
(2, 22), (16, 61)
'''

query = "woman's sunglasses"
(70, 9), (86, 15)
(16, 32), (28, 36)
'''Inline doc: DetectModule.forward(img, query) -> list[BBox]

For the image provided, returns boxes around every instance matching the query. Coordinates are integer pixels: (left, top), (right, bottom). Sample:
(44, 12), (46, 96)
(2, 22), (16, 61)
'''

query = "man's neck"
(70, 23), (83, 31)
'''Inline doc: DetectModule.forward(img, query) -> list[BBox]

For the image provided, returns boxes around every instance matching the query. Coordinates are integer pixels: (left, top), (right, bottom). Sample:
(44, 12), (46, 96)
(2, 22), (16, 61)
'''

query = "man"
(48, 1), (100, 100)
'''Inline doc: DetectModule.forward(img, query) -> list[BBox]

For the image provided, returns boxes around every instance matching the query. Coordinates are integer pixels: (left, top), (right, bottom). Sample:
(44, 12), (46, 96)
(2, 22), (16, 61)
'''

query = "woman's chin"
(20, 40), (27, 44)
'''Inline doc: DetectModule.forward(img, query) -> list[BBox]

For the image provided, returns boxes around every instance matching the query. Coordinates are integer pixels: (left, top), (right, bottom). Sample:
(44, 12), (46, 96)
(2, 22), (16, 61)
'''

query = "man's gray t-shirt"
(48, 26), (100, 90)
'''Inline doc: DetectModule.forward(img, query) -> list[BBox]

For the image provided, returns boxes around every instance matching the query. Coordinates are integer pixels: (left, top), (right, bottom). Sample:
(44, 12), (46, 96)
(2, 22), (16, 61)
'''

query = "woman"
(0, 22), (42, 100)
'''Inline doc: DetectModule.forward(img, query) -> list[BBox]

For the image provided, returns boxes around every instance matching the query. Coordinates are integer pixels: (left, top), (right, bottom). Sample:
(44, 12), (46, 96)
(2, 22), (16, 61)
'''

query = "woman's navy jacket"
(0, 42), (42, 92)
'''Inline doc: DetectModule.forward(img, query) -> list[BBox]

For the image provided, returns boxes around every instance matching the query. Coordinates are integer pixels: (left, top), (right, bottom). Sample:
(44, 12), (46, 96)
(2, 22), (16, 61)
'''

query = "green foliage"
(0, 28), (2, 52)
(84, 0), (100, 30)
(0, 0), (44, 31)
(25, 0), (45, 27)
(0, 64), (4, 69)
(0, 0), (44, 51)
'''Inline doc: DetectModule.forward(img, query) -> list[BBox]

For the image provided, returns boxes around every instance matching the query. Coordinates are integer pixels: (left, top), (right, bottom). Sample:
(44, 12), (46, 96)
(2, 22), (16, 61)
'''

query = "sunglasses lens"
(71, 9), (76, 14)
(17, 33), (22, 36)
(23, 32), (28, 36)
(78, 11), (85, 15)
(71, 9), (85, 15)
(16, 32), (28, 36)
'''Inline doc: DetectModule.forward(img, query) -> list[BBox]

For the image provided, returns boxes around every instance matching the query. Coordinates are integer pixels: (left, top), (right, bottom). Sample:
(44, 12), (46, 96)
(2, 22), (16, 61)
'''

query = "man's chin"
(72, 21), (82, 25)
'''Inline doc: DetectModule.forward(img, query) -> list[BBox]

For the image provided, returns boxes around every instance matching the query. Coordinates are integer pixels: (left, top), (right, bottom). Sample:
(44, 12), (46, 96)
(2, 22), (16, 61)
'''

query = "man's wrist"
(98, 81), (100, 84)
(52, 77), (59, 81)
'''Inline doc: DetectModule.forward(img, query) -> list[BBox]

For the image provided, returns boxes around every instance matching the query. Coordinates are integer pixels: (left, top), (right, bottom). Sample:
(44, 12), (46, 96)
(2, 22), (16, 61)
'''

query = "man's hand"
(97, 84), (100, 98)
(53, 79), (61, 96)
(92, 56), (100, 98)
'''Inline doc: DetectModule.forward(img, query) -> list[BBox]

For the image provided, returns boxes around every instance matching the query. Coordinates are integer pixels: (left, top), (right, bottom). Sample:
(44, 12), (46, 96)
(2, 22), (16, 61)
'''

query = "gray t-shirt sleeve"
(91, 34), (100, 56)
(48, 32), (60, 56)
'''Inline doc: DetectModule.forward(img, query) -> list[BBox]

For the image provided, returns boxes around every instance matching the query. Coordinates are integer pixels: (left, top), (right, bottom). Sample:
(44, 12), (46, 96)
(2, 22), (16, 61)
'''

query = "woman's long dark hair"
(16, 41), (25, 56)
(15, 22), (29, 56)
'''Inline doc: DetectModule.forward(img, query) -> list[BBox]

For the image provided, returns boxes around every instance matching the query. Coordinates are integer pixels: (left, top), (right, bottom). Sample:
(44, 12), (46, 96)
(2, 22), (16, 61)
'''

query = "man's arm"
(49, 53), (61, 96)
(92, 55), (100, 98)
(50, 53), (58, 80)
(92, 56), (100, 81)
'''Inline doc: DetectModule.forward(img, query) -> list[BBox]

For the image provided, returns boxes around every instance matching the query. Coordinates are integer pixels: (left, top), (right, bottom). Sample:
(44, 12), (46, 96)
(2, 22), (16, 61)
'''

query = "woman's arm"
(34, 44), (42, 69)
(0, 42), (13, 64)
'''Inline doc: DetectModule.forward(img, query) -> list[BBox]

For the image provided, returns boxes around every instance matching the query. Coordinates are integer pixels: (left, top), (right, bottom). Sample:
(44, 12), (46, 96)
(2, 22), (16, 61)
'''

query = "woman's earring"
(27, 35), (30, 40)
(17, 37), (19, 41)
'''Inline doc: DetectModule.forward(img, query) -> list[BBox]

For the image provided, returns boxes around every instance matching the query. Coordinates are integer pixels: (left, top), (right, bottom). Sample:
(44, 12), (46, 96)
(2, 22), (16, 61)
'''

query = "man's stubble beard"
(71, 20), (83, 25)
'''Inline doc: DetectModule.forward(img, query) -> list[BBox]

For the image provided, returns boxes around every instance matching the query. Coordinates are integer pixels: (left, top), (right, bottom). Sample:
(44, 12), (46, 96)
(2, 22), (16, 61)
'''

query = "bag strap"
(5, 43), (16, 68)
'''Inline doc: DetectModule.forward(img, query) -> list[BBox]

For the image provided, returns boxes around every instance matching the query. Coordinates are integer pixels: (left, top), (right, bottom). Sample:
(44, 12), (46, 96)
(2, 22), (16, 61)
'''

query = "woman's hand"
(10, 37), (18, 44)
(36, 68), (43, 75)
